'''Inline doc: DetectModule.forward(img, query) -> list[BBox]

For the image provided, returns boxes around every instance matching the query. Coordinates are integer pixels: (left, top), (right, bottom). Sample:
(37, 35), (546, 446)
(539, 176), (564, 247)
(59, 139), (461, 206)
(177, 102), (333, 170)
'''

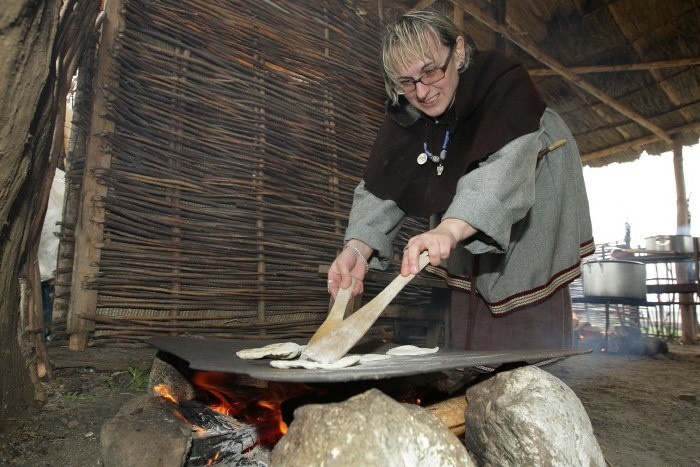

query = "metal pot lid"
(148, 337), (588, 384)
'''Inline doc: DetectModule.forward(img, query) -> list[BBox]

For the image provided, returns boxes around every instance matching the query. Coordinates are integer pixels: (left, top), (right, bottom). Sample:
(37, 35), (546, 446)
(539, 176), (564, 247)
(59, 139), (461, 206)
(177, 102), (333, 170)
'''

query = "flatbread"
(358, 354), (392, 364)
(385, 345), (439, 356)
(237, 342), (440, 370)
(270, 355), (362, 369)
(236, 342), (306, 360)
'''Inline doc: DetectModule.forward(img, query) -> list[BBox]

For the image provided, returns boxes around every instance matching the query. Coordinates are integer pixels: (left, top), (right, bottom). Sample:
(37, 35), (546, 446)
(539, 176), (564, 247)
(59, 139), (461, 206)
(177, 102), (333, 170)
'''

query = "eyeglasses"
(396, 46), (454, 95)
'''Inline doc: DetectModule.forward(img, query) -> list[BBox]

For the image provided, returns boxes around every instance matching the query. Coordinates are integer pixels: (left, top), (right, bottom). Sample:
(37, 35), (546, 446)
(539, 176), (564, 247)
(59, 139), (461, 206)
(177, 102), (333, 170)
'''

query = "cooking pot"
(645, 235), (695, 253)
(582, 260), (647, 300)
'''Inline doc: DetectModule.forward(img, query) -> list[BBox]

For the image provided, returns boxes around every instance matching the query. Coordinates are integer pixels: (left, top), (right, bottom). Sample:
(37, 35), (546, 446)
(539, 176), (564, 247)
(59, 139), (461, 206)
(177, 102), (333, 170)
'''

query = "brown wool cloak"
(363, 49), (547, 217)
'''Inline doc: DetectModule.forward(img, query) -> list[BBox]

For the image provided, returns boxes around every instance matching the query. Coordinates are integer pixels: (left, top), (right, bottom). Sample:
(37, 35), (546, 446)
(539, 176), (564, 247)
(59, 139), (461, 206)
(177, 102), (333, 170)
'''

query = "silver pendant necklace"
(417, 129), (451, 176)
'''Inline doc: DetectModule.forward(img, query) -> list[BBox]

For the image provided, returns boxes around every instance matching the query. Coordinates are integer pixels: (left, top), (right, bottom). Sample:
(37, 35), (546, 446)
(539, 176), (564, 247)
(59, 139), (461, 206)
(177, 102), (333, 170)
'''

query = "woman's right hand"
(401, 218), (477, 276)
(327, 240), (372, 299)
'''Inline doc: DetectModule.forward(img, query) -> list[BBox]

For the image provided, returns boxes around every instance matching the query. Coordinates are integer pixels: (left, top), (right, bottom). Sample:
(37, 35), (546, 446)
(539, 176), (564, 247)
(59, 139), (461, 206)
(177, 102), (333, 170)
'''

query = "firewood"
(424, 395), (468, 436)
(177, 401), (268, 466)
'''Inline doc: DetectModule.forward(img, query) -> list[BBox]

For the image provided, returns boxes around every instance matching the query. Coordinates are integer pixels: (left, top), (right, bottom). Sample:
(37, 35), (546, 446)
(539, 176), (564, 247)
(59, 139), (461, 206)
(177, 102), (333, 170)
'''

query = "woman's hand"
(401, 218), (476, 276)
(327, 240), (372, 299)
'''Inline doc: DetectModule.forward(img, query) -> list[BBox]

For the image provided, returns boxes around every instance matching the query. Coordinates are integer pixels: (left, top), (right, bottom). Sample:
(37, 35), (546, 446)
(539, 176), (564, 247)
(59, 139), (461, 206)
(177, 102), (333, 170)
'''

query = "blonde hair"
(381, 10), (472, 104)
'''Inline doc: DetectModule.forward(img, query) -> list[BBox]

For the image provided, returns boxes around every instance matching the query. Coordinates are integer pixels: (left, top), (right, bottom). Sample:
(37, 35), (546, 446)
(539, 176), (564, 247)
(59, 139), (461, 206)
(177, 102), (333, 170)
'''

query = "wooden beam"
(491, 0), (506, 51)
(528, 57), (700, 76)
(67, 0), (123, 351)
(580, 121), (700, 163)
(450, 0), (673, 144)
(452, 5), (463, 29)
(647, 284), (698, 295)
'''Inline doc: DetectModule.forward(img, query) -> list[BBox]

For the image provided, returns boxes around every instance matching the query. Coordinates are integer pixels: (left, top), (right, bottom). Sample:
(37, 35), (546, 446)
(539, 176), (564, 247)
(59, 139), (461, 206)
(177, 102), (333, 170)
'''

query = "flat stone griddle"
(148, 336), (588, 383)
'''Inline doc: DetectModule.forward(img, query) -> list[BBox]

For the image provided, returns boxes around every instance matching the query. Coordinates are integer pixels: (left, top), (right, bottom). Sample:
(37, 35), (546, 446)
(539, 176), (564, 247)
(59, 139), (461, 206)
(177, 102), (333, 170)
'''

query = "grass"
(63, 394), (96, 402)
(125, 366), (150, 391)
(103, 366), (150, 393)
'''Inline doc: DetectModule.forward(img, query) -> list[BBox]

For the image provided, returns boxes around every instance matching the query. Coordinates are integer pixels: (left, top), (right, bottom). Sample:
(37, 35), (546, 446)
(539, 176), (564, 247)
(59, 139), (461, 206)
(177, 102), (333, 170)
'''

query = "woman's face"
(394, 36), (463, 119)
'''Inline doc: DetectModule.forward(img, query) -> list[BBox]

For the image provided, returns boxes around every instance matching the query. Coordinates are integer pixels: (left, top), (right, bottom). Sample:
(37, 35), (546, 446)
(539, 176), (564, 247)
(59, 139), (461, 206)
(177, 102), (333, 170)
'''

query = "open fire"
(153, 372), (316, 448)
(145, 358), (457, 466)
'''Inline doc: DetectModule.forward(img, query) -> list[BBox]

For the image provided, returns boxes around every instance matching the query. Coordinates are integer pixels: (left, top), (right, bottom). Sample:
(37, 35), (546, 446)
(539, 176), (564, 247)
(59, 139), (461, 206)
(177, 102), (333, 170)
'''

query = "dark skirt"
(450, 286), (573, 351)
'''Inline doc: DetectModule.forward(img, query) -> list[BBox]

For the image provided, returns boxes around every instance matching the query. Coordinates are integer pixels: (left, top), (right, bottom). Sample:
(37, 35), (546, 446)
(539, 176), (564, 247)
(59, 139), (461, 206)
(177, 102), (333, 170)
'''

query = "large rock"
(101, 394), (191, 467)
(271, 388), (474, 466)
(148, 355), (196, 402)
(465, 366), (606, 467)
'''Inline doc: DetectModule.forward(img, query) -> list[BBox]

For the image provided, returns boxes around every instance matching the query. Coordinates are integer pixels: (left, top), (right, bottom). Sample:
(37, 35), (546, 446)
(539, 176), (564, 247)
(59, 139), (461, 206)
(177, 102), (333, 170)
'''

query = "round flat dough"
(236, 342), (305, 360)
(385, 345), (439, 356)
(270, 355), (362, 369)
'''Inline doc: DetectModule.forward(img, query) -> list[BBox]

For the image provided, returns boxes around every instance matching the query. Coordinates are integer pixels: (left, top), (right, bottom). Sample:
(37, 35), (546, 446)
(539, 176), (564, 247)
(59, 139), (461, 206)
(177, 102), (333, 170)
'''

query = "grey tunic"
(344, 108), (595, 314)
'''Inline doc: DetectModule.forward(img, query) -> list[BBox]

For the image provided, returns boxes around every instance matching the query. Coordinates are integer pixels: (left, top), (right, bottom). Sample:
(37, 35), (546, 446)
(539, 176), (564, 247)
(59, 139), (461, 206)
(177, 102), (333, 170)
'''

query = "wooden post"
(67, 0), (123, 351)
(672, 139), (689, 234)
(54, 36), (97, 326)
(672, 139), (696, 344)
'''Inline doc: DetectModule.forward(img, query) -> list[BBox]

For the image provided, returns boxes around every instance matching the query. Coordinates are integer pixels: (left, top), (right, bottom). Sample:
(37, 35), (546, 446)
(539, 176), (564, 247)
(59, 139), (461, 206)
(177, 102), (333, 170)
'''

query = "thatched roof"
(366, 0), (700, 167)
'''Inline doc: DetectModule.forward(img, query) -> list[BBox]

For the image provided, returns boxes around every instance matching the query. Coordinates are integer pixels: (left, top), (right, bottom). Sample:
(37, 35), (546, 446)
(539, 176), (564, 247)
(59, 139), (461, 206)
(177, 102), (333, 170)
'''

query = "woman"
(327, 10), (594, 351)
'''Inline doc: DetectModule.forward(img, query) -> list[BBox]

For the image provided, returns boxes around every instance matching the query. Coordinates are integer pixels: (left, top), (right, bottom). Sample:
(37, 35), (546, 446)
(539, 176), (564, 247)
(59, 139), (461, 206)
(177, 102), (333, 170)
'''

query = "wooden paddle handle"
(351, 252), (430, 322)
(329, 277), (355, 320)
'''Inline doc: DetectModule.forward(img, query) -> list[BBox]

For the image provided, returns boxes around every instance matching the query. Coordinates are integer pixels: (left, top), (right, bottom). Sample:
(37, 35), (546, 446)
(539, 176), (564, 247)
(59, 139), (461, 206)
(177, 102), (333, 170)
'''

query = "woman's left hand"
(401, 218), (477, 276)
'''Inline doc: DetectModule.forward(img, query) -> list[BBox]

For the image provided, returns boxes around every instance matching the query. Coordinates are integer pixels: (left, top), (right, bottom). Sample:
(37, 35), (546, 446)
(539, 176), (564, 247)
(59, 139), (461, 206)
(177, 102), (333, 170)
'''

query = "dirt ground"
(0, 341), (698, 467)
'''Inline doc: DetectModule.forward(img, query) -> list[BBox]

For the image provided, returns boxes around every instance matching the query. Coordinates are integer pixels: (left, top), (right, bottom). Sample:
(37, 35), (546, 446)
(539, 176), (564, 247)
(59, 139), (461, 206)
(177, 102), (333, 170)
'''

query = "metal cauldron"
(645, 235), (695, 254)
(582, 260), (647, 300)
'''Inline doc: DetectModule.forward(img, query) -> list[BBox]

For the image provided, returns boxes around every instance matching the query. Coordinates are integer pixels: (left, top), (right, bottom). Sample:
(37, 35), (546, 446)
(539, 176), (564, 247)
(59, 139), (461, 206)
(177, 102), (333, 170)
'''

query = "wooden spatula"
(302, 252), (430, 364)
(305, 277), (355, 349)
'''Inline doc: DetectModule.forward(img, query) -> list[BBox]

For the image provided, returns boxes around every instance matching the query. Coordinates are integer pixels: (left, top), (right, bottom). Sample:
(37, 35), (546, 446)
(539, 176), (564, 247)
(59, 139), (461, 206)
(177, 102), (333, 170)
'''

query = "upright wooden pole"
(54, 38), (96, 327)
(67, 0), (123, 351)
(673, 139), (689, 233)
(672, 138), (696, 344)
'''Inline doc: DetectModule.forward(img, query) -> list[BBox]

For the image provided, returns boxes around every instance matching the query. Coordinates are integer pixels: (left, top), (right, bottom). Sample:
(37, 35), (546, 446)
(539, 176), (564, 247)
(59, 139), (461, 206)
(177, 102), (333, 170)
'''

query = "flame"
(153, 384), (179, 404)
(189, 371), (313, 446)
(210, 403), (234, 417)
(207, 451), (221, 465)
(171, 408), (189, 425)
(258, 400), (288, 435)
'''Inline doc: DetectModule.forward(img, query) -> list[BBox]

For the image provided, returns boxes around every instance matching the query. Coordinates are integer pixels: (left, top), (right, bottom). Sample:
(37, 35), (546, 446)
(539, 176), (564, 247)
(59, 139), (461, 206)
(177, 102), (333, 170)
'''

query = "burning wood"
(176, 401), (264, 467)
(147, 385), (272, 466)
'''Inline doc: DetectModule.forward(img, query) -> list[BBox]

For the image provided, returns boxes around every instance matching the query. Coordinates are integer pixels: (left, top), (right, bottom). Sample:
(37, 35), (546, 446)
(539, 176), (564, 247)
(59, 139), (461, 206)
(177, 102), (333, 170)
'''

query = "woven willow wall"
(84, 0), (430, 341)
